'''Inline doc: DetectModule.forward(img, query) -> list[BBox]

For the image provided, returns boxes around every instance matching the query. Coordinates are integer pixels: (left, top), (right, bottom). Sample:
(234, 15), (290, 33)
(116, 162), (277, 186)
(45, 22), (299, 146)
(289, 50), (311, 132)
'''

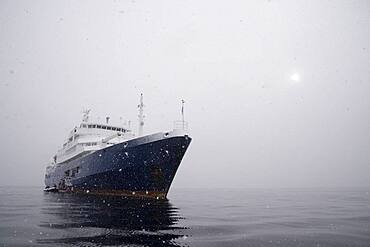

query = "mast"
(82, 109), (90, 122)
(138, 93), (145, 136)
(181, 99), (185, 130)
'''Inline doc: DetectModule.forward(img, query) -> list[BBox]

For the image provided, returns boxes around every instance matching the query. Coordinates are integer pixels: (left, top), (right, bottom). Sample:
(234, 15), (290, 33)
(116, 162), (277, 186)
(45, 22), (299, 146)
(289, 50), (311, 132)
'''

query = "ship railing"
(173, 120), (188, 131)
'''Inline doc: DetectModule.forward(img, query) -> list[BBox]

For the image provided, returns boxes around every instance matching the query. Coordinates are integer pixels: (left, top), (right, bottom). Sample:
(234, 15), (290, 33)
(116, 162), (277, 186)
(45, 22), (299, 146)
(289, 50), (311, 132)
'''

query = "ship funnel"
(138, 93), (145, 136)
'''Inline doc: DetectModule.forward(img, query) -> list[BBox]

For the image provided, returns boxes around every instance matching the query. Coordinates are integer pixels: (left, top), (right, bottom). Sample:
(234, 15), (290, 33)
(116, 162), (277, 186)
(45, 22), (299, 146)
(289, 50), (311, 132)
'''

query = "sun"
(290, 73), (300, 82)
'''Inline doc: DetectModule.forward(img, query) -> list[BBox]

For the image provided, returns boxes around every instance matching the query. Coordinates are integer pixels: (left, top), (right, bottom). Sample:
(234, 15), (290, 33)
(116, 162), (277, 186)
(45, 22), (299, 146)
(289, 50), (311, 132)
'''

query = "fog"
(0, 0), (369, 188)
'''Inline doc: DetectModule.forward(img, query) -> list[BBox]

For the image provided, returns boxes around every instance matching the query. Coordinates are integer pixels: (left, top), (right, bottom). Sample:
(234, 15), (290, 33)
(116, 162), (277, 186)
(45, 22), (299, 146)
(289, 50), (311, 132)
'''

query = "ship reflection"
(38, 193), (186, 247)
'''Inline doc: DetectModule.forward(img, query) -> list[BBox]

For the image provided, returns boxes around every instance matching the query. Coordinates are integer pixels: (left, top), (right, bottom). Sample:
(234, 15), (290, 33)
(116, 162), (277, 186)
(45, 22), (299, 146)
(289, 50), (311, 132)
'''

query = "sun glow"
(290, 73), (300, 82)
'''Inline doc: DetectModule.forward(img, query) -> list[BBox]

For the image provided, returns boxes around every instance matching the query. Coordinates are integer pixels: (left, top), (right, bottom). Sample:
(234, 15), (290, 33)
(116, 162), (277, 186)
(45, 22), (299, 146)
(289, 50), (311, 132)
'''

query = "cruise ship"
(44, 94), (192, 199)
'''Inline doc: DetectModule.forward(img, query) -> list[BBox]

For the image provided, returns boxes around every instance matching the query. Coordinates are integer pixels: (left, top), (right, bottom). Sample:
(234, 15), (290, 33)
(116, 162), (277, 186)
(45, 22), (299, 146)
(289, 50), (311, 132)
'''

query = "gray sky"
(0, 0), (369, 188)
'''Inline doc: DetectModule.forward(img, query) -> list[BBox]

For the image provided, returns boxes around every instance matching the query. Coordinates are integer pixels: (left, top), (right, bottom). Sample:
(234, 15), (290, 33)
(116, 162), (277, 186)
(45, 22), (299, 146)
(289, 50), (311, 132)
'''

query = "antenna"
(181, 99), (185, 130)
(138, 93), (145, 136)
(82, 109), (91, 122)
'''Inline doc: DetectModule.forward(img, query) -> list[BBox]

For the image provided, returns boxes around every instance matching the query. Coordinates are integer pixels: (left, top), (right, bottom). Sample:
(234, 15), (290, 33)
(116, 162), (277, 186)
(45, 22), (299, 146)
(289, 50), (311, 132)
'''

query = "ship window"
(71, 167), (80, 177)
(112, 127), (116, 131)
(102, 126), (107, 129)
(92, 125), (96, 128)
(107, 126), (112, 130)
(88, 125), (92, 128)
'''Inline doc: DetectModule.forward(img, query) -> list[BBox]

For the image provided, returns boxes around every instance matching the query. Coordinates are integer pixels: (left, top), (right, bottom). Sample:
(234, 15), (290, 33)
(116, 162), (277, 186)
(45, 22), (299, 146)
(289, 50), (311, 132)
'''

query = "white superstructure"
(54, 112), (135, 164)
(48, 95), (188, 167)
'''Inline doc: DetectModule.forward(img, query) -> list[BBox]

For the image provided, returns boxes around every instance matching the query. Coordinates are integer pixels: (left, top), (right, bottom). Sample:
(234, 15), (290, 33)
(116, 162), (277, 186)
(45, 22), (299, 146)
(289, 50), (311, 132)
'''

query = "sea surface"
(0, 187), (369, 247)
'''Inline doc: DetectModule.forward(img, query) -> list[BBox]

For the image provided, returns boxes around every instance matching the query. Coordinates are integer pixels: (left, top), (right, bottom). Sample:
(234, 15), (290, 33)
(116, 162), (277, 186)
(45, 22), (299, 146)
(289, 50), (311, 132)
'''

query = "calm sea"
(0, 187), (369, 247)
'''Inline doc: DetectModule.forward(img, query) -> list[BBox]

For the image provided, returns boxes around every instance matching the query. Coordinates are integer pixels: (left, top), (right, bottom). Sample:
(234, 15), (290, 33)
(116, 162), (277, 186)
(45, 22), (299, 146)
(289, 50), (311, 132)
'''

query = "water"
(1, 187), (370, 246)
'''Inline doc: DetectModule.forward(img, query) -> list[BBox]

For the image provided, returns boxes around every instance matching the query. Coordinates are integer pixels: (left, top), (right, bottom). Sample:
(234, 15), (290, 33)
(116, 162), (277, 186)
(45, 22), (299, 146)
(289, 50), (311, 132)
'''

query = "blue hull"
(45, 135), (191, 198)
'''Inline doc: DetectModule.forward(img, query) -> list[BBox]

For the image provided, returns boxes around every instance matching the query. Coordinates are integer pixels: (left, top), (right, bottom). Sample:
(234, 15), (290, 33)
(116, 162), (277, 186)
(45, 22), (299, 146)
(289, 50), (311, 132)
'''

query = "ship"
(44, 94), (191, 199)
